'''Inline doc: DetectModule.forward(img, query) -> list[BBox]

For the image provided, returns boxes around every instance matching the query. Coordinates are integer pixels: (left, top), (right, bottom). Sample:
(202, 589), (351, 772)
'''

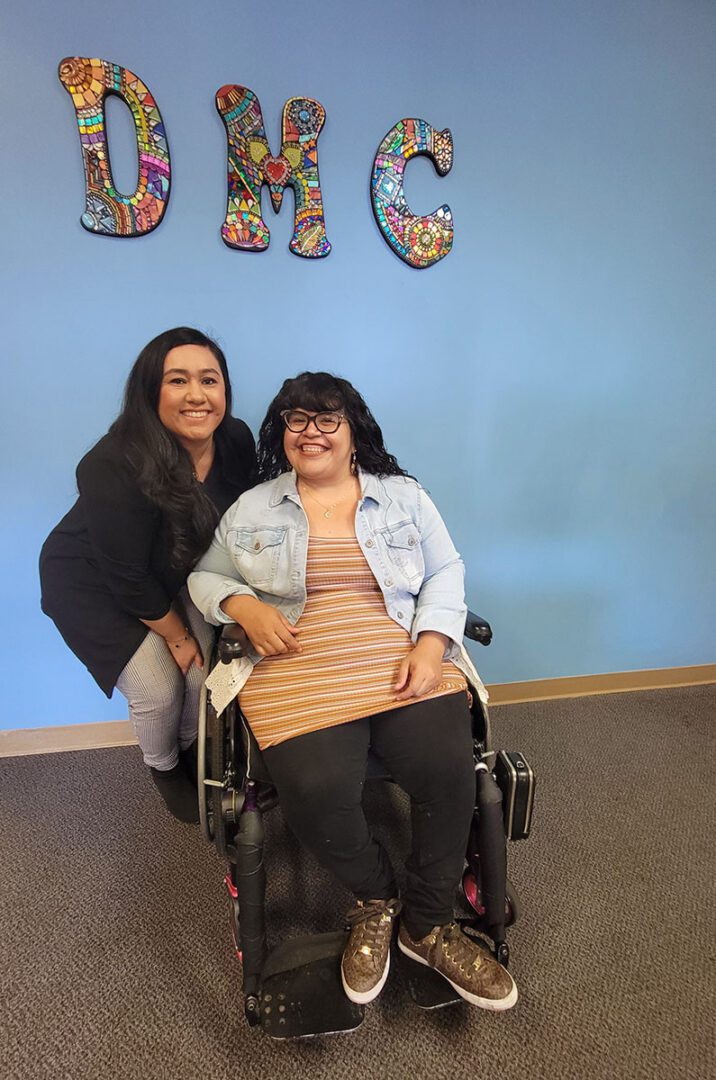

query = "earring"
(350, 451), (358, 475)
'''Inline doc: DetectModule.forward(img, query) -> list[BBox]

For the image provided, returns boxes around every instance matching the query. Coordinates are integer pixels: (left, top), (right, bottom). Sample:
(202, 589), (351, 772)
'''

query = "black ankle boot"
(150, 764), (199, 823)
(178, 739), (198, 787)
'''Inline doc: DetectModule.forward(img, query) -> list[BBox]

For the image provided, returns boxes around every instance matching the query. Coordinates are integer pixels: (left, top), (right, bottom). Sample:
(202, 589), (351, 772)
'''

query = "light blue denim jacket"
(188, 469), (486, 699)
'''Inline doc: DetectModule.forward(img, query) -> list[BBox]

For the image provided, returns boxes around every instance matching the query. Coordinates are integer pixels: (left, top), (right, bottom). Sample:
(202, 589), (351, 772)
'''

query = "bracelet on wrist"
(166, 628), (191, 648)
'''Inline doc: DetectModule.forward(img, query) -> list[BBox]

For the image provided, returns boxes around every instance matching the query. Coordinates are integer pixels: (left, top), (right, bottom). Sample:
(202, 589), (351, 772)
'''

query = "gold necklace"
(300, 481), (355, 519)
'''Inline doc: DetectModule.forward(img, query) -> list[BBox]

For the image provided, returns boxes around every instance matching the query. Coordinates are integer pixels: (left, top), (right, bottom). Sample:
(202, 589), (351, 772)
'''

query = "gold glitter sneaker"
(341, 898), (402, 1004)
(398, 920), (518, 1011)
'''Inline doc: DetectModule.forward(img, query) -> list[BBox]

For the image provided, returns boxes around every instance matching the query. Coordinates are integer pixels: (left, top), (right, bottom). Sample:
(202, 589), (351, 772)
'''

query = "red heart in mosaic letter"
(264, 155), (291, 185)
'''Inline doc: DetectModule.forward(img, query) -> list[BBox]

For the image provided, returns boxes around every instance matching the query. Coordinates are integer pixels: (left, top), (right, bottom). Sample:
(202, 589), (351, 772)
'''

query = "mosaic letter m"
(216, 86), (331, 258)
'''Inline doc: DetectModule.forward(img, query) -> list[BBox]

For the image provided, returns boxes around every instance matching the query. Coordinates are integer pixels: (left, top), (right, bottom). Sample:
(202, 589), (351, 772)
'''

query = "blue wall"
(2, 0), (714, 729)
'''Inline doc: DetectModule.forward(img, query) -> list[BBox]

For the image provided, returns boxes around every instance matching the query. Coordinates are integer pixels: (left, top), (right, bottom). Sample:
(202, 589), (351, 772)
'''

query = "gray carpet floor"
(1, 685), (714, 1080)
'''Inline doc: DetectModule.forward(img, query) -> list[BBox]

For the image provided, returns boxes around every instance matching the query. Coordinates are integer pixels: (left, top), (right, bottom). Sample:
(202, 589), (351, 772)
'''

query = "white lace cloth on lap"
(204, 656), (253, 715)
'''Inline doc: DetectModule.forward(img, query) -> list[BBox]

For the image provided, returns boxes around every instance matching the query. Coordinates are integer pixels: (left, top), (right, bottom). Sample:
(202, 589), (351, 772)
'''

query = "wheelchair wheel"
(207, 696), (247, 861)
(208, 699), (230, 858)
(197, 672), (213, 844)
(470, 696), (493, 756)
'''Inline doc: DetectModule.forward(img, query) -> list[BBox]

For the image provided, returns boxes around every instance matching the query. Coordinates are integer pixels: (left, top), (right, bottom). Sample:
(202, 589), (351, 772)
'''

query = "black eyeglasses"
(280, 409), (346, 434)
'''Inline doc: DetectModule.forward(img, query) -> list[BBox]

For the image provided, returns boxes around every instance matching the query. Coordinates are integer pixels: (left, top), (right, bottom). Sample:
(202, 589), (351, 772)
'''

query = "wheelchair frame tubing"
(233, 782), (269, 992)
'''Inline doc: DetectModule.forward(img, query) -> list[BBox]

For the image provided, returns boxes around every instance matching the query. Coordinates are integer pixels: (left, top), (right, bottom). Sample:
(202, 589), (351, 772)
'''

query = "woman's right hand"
(141, 610), (204, 675)
(167, 634), (204, 675)
(221, 595), (301, 657)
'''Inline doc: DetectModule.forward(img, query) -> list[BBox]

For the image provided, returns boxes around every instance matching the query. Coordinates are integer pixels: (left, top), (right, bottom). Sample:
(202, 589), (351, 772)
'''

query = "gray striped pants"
(115, 591), (214, 770)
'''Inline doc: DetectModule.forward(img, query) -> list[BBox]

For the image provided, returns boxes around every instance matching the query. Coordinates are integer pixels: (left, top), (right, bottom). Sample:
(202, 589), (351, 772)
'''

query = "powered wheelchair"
(197, 612), (534, 1039)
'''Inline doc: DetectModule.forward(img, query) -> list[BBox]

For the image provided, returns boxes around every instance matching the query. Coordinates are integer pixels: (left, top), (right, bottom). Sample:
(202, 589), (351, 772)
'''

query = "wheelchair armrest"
(217, 623), (250, 663)
(465, 610), (492, 646)
(217, 611), (490, 657)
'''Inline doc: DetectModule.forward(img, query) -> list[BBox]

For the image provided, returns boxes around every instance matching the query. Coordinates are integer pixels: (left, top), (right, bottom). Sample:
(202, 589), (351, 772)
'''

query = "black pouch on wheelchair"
(494, 751), (535, 841)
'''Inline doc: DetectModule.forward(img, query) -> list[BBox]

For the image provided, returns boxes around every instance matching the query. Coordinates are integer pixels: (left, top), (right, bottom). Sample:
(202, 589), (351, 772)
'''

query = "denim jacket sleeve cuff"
(410, 607), (466, 649)
(187, 572), (258, 626)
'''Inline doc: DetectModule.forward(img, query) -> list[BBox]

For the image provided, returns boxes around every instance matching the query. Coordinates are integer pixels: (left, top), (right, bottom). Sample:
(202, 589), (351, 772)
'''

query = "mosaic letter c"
(371, 118), (453, 269)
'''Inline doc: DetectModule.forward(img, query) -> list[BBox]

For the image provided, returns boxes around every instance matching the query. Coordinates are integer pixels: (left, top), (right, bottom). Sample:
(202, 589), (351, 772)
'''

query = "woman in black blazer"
(40, 327), (256, 821)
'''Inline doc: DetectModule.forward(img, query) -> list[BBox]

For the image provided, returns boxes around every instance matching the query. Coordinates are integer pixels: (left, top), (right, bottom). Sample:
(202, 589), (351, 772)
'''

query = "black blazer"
(40, 417), (256, 695)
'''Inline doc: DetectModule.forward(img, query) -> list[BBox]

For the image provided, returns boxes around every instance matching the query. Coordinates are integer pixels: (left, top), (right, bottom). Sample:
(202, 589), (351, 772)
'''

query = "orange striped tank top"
(239, 537), (467, 749)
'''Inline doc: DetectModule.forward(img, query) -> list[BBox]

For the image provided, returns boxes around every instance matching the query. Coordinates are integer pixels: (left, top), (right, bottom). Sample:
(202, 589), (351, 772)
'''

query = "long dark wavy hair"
(109, 327), (233, 569)
(256, 371), (407, 481)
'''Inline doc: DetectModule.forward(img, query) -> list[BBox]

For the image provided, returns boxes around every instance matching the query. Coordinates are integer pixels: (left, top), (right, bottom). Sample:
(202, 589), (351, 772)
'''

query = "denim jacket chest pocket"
(378, 521), (425, 589)
(231, 525), (288, 589)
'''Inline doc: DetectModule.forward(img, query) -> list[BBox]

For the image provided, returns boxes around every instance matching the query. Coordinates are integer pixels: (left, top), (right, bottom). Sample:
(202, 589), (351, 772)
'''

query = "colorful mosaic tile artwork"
(216, 86), (331, 258)
(371, 119), (453, 268)
(58, 57), (170, 237)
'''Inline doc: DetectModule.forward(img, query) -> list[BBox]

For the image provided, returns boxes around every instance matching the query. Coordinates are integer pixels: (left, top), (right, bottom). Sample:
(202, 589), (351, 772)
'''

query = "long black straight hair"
(109, 326), (233, 568)
(256, 371), (407, 481)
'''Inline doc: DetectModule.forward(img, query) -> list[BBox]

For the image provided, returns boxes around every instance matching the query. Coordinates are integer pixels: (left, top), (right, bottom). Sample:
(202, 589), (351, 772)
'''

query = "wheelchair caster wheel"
(505, 880), (521, 926)
(462, 867), (521, 927)
(496, 942), (510, 967)
(462, 867), (485, 917)
(245, 994), (261, 1027)
(229, 898), (242, 960)
(223, 872), (243, 960)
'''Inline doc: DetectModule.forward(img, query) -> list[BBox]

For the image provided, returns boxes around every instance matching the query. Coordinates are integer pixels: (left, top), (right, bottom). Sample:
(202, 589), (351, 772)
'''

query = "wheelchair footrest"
(397, 951), (461, 1010)
(258, 931), (364, 1039)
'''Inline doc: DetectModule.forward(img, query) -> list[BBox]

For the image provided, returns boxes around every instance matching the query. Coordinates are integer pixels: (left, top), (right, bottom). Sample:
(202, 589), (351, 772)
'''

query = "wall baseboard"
(487, 663), (716, 705)
(0, 721), (137, 758)
(1, 664), (713, 758)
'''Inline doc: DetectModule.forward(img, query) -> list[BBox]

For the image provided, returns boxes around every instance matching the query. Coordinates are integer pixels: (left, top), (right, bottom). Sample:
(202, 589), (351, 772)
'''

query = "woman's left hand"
(394, 632), (448, 701)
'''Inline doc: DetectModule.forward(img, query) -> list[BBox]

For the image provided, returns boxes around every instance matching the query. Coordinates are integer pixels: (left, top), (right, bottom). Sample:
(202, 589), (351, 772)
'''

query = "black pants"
(262, 692), (475, 940)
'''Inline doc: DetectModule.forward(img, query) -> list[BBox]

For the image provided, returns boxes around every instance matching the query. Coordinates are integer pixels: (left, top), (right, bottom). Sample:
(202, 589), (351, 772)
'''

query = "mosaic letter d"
(58, 57), (170, 237)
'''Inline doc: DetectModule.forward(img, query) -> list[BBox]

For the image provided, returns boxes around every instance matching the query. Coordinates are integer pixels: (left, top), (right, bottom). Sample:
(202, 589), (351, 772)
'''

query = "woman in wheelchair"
(188, 372), (517, 1011)
(40, 327), (256, 822)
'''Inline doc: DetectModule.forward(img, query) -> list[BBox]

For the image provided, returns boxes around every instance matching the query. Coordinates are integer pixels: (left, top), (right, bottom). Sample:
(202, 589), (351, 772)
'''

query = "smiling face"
(283, 409), (355, 486)
(157, 344), (227, 448)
